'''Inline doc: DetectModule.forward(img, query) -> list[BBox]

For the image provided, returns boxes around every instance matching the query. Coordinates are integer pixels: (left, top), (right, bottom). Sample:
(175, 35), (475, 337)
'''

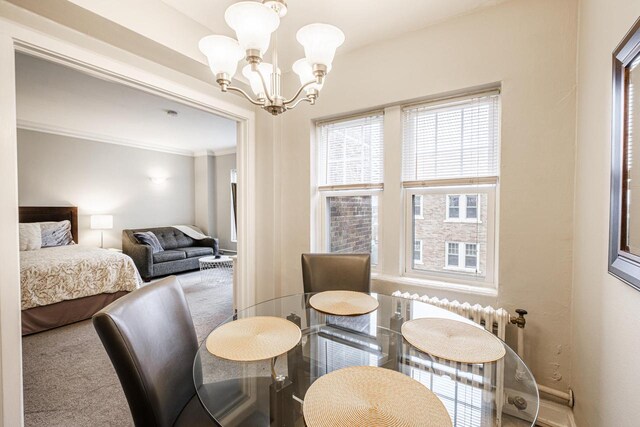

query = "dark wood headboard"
(19, 206), (78, 243)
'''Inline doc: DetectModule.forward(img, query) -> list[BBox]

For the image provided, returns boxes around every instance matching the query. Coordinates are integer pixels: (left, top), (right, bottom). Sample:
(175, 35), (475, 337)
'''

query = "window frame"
(315, 111), (385, 270)
(404, 184), (497, 288)
(318, 188), (383, 270)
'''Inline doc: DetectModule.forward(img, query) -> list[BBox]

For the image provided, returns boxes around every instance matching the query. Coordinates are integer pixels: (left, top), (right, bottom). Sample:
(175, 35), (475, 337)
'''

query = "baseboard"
(503, 390), (575, 427)
(536, 399), (576, 427)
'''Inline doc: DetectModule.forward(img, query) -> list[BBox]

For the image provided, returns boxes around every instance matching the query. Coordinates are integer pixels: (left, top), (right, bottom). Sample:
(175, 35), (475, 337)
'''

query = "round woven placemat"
(401, 317), (506, 364)
(205, 316), (301, 362)
(303, 366), (452, 427)
(309, 291), (379, 316)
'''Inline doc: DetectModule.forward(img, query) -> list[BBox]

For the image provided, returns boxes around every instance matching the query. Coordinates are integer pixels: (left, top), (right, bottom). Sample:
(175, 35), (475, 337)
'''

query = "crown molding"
(193, 147), (237, 157)
(17, 119), (195, 157)
(212, 147), (237, 156)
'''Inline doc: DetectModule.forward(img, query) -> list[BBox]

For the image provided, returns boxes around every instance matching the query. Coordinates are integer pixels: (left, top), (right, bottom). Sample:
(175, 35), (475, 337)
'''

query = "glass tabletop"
(194, 293), (539, 427)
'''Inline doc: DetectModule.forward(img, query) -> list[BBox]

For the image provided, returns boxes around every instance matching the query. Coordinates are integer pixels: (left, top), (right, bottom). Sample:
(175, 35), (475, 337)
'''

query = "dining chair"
(301, 253), (371, 293)
(92, 276), (215, 427)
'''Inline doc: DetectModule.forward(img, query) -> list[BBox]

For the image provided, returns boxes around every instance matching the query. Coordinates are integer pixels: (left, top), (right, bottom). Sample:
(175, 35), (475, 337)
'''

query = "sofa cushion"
(134, 231), (164, 254)
(178, 246), (214, 258)
(153, 250), (186, 263)
(152, 228), (195, 250)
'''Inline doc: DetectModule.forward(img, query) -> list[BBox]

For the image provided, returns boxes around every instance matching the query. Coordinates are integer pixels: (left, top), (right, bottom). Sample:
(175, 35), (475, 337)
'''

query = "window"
(414, 240), (423, 264)
(466, 195), (478, 220)
(446, 194), (480, 222)
(317, 113), (383, 266)
(465, 243), (478, 269)
(445, 242), (479, 272)
(447, 195), (460, 219)
(404, 92), (499, 286)
(313, 89), (500, 290)
(447, 242), (459, 267)
(414, 195), (423, 218)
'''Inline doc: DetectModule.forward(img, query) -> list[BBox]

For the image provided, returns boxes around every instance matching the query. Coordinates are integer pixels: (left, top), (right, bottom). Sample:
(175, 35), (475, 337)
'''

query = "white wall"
(17, 129), (195, 249)
(257, 0), (578, 390)
(572, 1), (640, 425)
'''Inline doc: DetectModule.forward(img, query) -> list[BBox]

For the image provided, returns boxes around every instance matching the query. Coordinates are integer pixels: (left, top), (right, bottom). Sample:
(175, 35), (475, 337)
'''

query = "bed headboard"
(19, 206), (79, 243)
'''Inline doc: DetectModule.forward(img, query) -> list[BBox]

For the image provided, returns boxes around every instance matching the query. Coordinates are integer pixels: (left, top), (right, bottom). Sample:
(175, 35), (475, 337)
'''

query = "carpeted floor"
(22, 271), (234, 427)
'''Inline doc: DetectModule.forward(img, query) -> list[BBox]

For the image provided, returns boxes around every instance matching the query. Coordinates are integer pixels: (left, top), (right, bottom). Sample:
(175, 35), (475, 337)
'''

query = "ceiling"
(15, 53), (237, 156)
(161, 0), (508, 69)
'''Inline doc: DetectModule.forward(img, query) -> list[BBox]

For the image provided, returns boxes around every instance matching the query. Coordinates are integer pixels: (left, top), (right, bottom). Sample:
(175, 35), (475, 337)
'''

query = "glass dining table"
(193, 293), (539, 427)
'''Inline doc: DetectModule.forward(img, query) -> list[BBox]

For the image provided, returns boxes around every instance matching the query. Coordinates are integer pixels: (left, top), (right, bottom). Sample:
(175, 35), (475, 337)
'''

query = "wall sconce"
(149, 176), (168, 185)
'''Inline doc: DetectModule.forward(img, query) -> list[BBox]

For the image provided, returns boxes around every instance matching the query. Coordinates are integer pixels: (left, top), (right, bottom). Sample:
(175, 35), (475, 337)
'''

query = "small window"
(445, 242), (479, 272)
(446, 194), (480, 222)
(448, 195), (460, 219)
(413, 195), (423, 218)
(447, 242), (459, 267)
(414, 239), (423, 264)
(465, 243), (478, 269)
(466, 195), (478, 220)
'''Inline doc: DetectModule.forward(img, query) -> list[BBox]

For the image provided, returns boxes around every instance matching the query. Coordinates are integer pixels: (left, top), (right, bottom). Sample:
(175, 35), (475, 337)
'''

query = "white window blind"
(402, 94), (500, 182)
(318, 114), (384, 187)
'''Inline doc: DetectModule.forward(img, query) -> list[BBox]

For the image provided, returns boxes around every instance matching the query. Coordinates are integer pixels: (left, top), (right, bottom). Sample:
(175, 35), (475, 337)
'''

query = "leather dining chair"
(301, 253), (371, 293)
(92, 276), (215, 427)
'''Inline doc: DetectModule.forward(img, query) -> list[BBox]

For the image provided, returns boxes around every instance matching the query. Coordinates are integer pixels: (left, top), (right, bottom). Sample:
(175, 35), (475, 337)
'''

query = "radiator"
(392, 290), (510, 426)
(391, 291), (511, 339)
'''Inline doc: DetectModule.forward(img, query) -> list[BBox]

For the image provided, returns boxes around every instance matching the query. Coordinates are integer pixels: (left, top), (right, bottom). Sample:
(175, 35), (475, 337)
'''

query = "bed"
(19, 206), (142, 335)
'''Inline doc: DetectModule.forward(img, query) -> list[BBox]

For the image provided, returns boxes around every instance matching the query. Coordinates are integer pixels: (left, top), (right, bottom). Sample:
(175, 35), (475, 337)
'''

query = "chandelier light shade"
(292, 59), (329, 92)
(199, 0), (345, 116)
(296, 23), (345, 68)
(198, 35), (244, 77)
(224, 2), (280, 55)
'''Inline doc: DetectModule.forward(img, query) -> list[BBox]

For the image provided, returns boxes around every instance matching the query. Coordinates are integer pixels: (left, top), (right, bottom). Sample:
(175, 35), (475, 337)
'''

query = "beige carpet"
(22, 271), (234, 427)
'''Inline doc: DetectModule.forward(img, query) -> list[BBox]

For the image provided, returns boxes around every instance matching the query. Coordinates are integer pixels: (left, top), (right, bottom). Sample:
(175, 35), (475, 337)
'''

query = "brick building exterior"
(414, 193), (488, 278)
(328, 196), (373, 254)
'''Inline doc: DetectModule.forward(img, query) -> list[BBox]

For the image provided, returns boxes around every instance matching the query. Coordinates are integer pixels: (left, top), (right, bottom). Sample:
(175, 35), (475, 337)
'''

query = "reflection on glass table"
(193, 293), (538, 427)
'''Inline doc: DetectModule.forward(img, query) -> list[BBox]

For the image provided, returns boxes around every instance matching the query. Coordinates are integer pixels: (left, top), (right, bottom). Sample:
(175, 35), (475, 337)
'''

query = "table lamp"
(90, 215), (113, 248)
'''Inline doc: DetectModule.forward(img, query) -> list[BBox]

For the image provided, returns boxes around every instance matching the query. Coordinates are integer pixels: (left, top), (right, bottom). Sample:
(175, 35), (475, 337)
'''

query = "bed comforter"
(20, 245), (142, 310)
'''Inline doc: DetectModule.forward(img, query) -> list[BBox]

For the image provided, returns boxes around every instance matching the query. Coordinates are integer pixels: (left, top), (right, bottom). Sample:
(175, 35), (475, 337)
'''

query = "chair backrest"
(301, 253), (371, 294)
(92, 277), (198, 427)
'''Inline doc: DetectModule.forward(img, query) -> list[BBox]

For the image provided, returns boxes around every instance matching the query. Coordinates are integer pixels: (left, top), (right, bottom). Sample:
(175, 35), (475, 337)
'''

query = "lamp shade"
(242, 63), (275, 98)
(198, 35), (244, 77)
(225, 2), (280, 55)
(296, 23), (345, 68)
(292, 59), (331, 90)
(90, 215), (113, 230)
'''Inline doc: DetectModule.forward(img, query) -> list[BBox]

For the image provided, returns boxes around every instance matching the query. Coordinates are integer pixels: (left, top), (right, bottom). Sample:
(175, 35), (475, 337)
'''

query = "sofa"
(122, 226), (219, 281)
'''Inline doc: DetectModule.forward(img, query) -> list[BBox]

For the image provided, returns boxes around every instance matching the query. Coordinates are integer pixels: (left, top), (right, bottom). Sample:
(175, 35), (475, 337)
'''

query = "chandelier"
(198, 0), (345, 116)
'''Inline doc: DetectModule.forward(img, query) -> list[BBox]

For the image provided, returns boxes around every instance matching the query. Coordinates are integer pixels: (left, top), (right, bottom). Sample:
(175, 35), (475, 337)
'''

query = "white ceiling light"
(199, 0), (345, 116)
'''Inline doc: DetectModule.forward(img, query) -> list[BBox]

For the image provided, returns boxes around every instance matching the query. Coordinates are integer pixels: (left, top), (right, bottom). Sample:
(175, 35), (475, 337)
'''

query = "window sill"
(371, 272), (498, 297)
(443, 219), (482, 224)
(443, 266), (480, 274)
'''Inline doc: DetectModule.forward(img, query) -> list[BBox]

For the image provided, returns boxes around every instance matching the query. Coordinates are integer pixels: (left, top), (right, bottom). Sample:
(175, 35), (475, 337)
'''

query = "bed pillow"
(40, 220), (74, 247)
(133, 231), (164, 254)
(19, 223), (42, 251)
